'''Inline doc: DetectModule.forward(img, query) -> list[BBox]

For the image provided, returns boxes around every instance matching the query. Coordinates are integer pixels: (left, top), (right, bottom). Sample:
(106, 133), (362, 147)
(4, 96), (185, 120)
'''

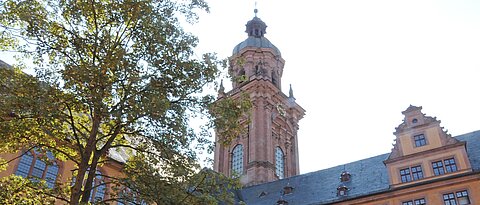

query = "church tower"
(213, 10), (305, 186)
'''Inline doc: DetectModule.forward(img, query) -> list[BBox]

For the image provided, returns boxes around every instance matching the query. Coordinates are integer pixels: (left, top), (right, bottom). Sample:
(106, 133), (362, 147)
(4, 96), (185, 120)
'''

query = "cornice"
(384, 141), (467, 164)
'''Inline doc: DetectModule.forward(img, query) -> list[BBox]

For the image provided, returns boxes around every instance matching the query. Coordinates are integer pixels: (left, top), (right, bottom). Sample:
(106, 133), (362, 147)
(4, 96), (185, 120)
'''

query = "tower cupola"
(230, 9), (284, 90)
(246, 9), (267, 37)
(232, 9), (281, 56)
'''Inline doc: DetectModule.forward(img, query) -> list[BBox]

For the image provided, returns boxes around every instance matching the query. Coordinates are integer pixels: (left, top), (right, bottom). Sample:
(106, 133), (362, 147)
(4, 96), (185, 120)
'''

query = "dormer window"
(337, 185), (349, 196)
(276, 197), (288, 205)
(340, 171), (351, 182)
(283, 183), (294, 195)
(258, 191), (268, 198)
(412, 118), (418, 123)
(414, 134), (427, 147)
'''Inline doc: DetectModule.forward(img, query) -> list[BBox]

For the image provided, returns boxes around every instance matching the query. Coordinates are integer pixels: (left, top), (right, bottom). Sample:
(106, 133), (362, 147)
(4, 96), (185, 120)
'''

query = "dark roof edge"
(0, 59), (13, 69)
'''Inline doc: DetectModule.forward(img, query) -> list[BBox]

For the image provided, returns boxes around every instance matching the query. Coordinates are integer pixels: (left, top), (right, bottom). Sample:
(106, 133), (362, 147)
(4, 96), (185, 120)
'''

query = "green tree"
(0, 175), (57, 204)
(0, 0), (251, 204)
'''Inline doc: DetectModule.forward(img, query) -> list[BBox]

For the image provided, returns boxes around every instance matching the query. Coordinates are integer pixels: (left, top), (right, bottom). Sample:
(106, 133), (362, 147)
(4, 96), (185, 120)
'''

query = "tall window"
(414, 134), (427, 147)
(90, 170), (106, 203)
(231, 144), (243, 176)
(73, 170), (106, 203)
(117, 187), (146, 205)
(443, 190), (470, 205)
(15, 149), (59, 188)
(275, 147), (284, 179)
(400, 165), (423, 183)
(432, 158), (458, 176)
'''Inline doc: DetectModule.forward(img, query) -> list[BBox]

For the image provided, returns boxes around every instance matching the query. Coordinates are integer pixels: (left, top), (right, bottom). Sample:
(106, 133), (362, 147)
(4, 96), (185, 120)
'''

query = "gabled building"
(234, 107), (480, 205)
(214, 11), (480, 205)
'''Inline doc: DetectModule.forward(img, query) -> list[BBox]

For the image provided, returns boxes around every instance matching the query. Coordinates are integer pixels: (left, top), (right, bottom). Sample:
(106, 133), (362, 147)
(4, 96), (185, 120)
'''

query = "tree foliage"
(0, 0), (251, 204)
(0, 175), (57, 204)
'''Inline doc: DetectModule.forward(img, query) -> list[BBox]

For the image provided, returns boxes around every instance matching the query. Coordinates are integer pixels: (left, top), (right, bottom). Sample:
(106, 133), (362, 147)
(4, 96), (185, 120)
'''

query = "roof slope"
(232, 36), (281, 56)
(237, 130), (480, 205)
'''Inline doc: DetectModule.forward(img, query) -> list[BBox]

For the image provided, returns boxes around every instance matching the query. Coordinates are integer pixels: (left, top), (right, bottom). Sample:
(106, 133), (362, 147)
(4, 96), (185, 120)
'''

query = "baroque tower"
(213, 10), (305, 186)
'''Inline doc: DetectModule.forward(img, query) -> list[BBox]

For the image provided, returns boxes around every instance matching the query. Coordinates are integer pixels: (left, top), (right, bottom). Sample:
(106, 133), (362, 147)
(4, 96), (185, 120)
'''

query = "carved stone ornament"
(276, 103), (286, 117)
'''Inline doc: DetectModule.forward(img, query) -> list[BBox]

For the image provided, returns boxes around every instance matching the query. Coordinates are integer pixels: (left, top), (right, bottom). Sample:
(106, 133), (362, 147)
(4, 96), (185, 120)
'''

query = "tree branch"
(65, 102), (84, 158)
(0, 146), (36, 167)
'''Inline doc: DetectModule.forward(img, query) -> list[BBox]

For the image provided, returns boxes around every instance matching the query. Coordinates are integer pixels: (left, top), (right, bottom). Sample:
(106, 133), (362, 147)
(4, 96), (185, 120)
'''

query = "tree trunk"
(70, 115), (101, 205)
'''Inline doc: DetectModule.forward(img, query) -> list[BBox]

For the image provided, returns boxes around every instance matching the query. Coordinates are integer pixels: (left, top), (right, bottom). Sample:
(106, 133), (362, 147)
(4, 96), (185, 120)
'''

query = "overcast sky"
(186, 0), (480, 174)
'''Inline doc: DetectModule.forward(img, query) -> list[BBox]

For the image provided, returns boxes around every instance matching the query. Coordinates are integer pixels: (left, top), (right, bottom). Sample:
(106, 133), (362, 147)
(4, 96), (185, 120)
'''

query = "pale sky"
(186, 0), (480, 174)
(1, 0), (479, 175)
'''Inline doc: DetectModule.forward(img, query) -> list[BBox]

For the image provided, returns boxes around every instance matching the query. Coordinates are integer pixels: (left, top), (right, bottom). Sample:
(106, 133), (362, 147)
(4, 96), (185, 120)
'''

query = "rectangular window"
(444, 158), (458, 173)
(411, 165), (423, 180)
(456, 190), (470, 205)
(400, 168), (412, 183)
(443, 190), (470, 205)
(414, 198), (426, 205)
(444, 193), (457, 205)
(403, 198), (426, 205)
(400, 165), (423, 183)
(432, 158), (458, 176)
(432, 160), (445, 175)
(414, 134), (427, 147)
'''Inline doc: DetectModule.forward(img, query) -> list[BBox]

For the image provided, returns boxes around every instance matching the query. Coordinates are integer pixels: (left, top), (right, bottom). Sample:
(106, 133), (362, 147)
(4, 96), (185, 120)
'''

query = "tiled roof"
(237, 130), (480, 205)
(0, 60), (12, 69)
(457, 130), (480, 171)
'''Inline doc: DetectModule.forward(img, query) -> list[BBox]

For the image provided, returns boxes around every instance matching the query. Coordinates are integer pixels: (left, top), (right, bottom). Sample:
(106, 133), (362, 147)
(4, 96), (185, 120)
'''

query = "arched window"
(117, 187), (146, 205)
(72, 169), (106, 203)
(272, 71), (278, 87)
(89, 170), (106, 203)
(15, 149), (59, 188)
(275, 147), (284, 179)
(231, 144), (243, 176)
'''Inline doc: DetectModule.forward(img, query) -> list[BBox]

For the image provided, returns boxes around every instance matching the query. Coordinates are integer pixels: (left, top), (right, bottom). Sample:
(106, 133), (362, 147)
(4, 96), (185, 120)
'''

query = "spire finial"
(218, 79), (225, 93)
(254, 2), (258, 17)
(218, 80), (225, 98)
(289, 84), (295, 99)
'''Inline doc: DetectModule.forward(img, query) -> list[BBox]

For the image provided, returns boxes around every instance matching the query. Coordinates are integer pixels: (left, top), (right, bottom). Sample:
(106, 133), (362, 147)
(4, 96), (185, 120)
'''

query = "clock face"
(276, 103), (286, 117)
